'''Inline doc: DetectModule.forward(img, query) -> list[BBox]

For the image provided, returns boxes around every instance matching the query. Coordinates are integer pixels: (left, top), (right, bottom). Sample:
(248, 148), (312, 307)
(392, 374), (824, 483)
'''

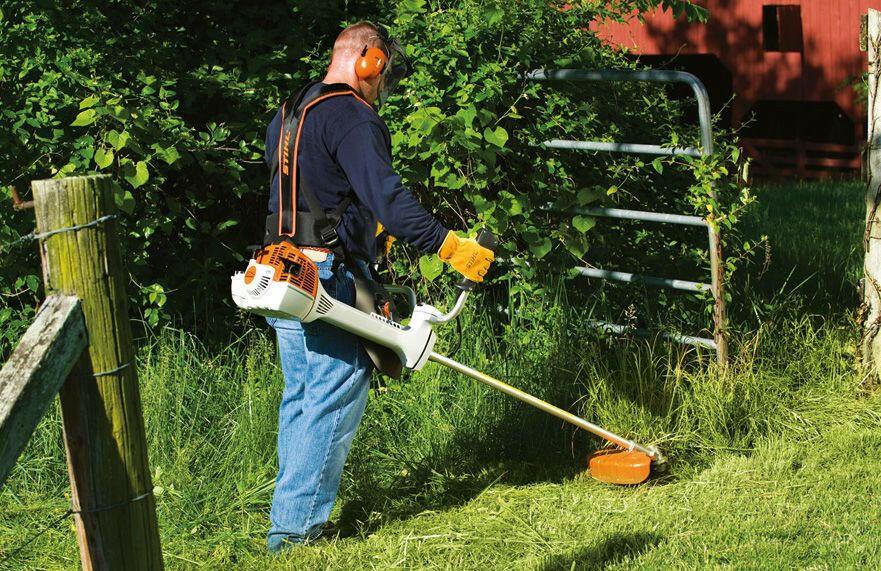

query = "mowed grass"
(1, 180), (879, 569)
(739, 180), (865, 310)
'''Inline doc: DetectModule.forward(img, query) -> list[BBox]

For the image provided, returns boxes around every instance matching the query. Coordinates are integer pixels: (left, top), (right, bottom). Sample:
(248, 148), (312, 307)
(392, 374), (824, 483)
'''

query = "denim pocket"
(316, 253), (336, 296)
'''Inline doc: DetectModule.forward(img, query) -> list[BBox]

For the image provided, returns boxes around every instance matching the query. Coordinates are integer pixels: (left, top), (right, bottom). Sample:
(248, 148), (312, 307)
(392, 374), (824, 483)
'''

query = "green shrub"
(0, 0), (746, 357)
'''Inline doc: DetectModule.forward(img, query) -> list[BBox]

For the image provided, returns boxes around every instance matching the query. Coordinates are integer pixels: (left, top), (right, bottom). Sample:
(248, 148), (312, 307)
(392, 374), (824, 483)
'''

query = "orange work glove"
(438, 230), (495, 283)
(375, 222), (396, 255)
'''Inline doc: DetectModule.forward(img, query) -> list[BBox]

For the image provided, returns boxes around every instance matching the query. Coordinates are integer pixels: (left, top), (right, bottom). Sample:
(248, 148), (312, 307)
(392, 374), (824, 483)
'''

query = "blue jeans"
(265, 254), (373, 552)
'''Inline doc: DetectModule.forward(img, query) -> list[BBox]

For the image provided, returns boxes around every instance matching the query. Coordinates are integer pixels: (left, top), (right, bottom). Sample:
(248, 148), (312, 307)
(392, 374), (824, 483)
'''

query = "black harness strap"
(265, 82), (404, 379)
(270, 82), (366, 249)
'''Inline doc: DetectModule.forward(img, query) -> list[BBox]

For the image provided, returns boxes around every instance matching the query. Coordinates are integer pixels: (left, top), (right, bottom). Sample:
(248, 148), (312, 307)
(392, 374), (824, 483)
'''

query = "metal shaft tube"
(428, 352), (658, 459)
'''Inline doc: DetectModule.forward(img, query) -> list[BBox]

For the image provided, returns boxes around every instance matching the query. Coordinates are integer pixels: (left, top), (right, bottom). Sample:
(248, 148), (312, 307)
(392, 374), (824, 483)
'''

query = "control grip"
(455, 230), (498, 291)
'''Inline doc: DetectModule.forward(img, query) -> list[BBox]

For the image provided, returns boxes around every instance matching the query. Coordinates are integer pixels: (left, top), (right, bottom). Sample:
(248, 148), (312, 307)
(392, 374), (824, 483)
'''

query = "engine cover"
(231, 242), (321, 320)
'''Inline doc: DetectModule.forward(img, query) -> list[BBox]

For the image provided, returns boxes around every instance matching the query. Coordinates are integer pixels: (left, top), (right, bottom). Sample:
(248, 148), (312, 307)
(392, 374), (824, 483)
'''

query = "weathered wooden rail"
(0, 295), (86, 485)
(0, 175), (163, 570)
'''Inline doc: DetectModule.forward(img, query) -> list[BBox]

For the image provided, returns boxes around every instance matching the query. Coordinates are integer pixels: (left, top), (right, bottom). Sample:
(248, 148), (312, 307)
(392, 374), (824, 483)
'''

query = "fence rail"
(0, 295), (86, 486)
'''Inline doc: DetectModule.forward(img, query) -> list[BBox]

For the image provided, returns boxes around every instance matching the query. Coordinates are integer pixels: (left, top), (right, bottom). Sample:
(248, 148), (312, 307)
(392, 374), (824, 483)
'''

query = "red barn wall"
(597, 1), (873, 176)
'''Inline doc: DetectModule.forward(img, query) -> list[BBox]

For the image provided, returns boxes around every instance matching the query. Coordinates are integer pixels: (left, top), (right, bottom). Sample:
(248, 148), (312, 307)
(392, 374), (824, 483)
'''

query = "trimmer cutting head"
(588, 448), (659, 485)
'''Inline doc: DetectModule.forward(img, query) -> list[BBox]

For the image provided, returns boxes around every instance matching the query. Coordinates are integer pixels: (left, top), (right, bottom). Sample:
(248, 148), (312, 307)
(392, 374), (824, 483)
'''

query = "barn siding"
(597, 1), (873, 176)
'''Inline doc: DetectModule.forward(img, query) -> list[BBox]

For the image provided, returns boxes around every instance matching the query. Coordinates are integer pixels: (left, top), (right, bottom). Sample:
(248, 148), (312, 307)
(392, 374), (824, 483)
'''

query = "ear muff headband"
(355, 46), (388, 80)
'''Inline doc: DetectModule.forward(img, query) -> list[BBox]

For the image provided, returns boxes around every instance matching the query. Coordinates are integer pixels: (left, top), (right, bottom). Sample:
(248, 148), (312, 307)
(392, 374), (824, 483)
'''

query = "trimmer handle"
(455, 230), (498, 292)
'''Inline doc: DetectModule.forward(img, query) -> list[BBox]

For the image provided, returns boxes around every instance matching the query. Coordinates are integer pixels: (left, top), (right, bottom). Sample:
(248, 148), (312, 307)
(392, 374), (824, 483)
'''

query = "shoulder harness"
(265, 82), (404, 379)
(265, 81), (373, 250)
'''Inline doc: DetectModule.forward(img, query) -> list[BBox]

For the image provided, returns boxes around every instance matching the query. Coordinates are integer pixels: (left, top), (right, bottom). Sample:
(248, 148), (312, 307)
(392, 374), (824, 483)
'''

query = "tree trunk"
(862, 10), (881, 383)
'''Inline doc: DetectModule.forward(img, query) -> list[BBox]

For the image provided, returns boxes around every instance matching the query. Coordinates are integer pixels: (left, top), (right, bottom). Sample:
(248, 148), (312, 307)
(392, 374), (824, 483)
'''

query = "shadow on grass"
(738, 181), (864, 314)
(537, 532), (663, 570)
(335, 413), (586, 536)
(335, 370), (679, 536)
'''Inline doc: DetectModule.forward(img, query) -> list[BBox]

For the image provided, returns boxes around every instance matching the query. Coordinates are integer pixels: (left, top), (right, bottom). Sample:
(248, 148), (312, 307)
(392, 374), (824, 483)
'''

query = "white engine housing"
(232, 260), (438, 370)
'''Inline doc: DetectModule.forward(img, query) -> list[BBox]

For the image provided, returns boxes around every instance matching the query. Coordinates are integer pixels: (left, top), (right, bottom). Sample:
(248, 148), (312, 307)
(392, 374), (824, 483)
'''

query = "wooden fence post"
(32, 175), (163, 570)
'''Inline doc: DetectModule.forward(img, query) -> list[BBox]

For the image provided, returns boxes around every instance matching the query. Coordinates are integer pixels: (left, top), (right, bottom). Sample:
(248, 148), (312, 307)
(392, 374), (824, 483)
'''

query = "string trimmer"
(230, 232), (663, 484)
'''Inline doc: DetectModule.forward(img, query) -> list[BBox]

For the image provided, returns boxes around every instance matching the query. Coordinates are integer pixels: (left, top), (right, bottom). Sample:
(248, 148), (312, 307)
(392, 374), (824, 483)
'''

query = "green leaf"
(25, 275), (39, 292)
(444, 173), (466, 190)
(398, 0), (426, 15)
(418, 254), (444, 281)
(573, 215), (596, 234)
(455, 106), (477, 129)
(55, 163), (77, 177)
(115, 188), (135, 214)
(160, 146), (181, 165)
(483, 126), (509, 148)
(79, 95), (100, 109)
(124, 161), (149, 189)
(565, 235), (589, 259)
(94, 148), (114, 169)
(576, 188), (597, 206)
(217, 219), (239, 231)
(528, 237), (552, 259)
(652, 158), (664, 174)
(485, 7), (503, 26)
(115, 131), (130, 150)
(71, 109), (97, 127)
(409, 107), (443, 134)
(506, 196), (523, 216)
(106, 130), (130, 150)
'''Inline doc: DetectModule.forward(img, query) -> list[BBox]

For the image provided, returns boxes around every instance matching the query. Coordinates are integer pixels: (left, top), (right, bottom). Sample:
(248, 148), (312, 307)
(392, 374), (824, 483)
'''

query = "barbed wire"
(93, 359), (133, 377)
(0, 490), (152, 565)
(0, 214), (117, 255)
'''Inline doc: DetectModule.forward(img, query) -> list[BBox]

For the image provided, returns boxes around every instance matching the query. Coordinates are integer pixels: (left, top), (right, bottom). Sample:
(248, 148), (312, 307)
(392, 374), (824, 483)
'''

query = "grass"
(739, 179), (865, 311)
(1, 180), (879, 569)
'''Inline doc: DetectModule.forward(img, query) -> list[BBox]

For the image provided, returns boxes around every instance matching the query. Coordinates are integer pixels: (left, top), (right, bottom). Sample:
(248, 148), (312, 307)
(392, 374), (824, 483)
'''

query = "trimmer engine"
(232, 242), (322, 321)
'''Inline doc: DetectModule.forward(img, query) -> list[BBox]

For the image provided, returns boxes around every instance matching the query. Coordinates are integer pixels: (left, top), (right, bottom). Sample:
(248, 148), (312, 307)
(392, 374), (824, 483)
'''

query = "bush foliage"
(0, 0), (749, 356)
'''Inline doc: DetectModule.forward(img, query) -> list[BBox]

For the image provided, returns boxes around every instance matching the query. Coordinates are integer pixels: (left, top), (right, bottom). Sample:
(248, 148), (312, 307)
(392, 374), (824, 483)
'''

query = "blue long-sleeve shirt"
(265, 83), (449, 261)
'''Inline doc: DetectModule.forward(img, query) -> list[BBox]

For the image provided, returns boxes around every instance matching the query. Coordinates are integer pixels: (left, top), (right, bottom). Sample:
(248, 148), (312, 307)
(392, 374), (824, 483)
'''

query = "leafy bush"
(379, 2), (748, 295)
(0, 0), (748, 357)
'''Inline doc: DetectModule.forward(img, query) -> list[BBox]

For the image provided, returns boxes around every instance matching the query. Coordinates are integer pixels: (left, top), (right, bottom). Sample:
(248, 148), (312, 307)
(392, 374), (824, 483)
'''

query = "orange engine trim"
(254, 242), (320, 299)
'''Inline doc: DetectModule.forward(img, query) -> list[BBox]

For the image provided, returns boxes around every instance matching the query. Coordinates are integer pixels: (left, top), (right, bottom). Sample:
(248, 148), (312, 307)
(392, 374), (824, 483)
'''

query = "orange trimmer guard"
(588, 449), (653, 485)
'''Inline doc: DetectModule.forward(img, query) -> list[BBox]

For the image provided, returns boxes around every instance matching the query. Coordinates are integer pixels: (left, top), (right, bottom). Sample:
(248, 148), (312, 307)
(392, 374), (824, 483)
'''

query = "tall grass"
(3, 297), (874, 564)
(1, 181), (878, 567)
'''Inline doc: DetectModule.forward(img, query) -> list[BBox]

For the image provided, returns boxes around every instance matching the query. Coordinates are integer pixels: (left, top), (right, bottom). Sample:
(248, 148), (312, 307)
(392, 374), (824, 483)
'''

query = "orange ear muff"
(355, 46), (388, 80)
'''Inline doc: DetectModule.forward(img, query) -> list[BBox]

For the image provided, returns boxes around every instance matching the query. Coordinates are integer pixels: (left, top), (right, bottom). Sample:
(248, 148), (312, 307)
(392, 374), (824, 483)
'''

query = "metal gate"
(527, 69), (729, 364)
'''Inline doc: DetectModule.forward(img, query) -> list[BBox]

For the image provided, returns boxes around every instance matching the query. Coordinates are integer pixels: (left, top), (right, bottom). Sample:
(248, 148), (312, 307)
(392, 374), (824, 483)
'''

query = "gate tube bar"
(541, 140), (703, 158)
(428, 352), (659, 459)
(576, 267), (710, 294)
(588, 320), (718, 351)
(573, 207), (709, 227)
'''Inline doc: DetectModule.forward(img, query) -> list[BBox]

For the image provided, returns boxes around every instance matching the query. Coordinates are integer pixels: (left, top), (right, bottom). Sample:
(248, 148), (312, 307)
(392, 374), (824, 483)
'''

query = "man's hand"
(376, 222), (396, 255)
(438, 231), (495, 283)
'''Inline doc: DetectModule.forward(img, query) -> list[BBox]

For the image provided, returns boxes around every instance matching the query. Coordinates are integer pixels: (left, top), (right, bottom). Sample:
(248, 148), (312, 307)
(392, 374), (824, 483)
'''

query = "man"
(262, 21), (494, 552)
